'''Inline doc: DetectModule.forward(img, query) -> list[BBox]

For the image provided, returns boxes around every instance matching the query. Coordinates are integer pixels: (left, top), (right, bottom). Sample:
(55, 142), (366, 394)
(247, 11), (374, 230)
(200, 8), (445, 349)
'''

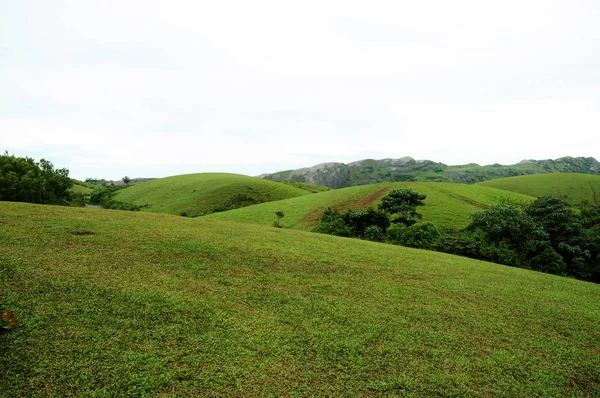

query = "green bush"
(313, 208), (353, 237)
(386, 223), (440, 250)
(433, 228), (488, 260)
(386, 223), (408, 244)
(343, 207), (390, 238)
(402, 223), (440, 250)
(363, 225), (387, 242)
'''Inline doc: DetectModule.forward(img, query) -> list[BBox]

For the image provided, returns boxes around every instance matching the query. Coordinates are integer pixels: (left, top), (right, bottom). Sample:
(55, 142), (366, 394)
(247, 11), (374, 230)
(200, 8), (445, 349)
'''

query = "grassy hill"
(113, 173), (312, 217)
(204, 182), (535, 230)
(69, 183), (93, 195)
(1, 202), (599, 396)
(477, 173), (600, 205)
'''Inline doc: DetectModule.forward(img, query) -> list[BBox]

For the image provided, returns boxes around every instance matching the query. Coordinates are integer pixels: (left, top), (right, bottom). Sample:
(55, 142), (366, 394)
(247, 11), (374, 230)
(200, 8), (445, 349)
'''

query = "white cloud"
(1, 0), (599, 180)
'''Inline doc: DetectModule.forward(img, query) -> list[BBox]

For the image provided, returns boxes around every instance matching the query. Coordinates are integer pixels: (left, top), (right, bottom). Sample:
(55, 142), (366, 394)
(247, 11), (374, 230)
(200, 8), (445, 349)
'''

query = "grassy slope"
(114, 172), (312, 217)
(282, 181), (331, 193)
(70, 183), (94, 195)
(1, 202), (598, 396)
(477, 173), (600, 205)
(204, 182), (535, 229)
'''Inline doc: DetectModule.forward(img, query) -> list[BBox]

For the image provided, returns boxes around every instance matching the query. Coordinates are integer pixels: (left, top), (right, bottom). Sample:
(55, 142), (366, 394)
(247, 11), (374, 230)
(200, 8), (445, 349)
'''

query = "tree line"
(0, 152), (73, 205)
(313, 189), (600, 283)
(0, 153), (139, 210)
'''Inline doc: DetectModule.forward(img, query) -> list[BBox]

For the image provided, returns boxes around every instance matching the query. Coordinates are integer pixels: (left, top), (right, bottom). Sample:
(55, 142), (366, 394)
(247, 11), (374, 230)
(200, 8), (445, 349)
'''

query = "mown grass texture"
(1, 202), (599, 396)
(204, 182), (535, 230)
(114, 173), (312, 217)
(477, 173), (600, 206)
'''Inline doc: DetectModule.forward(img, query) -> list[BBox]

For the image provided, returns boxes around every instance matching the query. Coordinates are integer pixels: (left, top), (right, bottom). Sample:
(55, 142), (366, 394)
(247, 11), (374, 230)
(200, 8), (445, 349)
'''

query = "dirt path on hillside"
(356, 187), (392, 208)
(298, 186), (392, 227)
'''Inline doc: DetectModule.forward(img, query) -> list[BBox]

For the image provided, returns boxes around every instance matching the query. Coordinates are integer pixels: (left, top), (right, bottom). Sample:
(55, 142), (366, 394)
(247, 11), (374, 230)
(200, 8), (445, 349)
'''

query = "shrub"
(401, 223), (440, 250)
(343, 207), (390, 238)
(313, 208), (353, 237)
(386, 223), (408, 244)
(363, 225), (386, 242)
(386, 223), (440, 250)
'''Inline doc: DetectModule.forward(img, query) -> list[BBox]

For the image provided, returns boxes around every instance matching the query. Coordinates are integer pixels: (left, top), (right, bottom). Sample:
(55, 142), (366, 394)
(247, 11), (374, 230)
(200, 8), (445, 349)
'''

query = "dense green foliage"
(313, 188), (600, 283)
(477, 173), (600, 205)
(1, 202), (599, 396)
(387, 222), (441, 250)
(0, 152), (73, 204)
(114, 173), (312, 217)
(313, 189), (422, 239)
(436, 197), (600, 283)
(378, 189), (426, 226)
(313, 207), (391, 240)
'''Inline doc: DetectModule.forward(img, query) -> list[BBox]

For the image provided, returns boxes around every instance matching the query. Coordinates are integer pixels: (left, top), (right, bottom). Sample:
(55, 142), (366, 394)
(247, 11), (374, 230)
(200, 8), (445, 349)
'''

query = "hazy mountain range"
(260, 156), (600, 188)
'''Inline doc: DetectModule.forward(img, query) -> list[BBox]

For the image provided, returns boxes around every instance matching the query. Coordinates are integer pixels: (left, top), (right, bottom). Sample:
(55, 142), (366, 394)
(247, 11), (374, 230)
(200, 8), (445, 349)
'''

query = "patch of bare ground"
(299, 187), (392, 227)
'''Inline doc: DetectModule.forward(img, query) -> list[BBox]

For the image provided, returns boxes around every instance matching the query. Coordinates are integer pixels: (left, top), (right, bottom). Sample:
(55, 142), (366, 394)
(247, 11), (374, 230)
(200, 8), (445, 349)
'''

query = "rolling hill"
(204, 181), (535, 229)
(476, 173), (600, 206)
(69, 183), (93, 195)
(113, 172), (313, 217)
(1, 202), (599, 396)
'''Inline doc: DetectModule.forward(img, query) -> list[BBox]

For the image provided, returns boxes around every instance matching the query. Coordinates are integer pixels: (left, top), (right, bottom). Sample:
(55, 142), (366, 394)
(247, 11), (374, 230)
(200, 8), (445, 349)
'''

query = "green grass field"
(114, 173), (312, 217)
(2, 202), (598, 396)
(204, 182), (535, 230)
(477, 173), (600, 206)
(280, 181), (331, 193)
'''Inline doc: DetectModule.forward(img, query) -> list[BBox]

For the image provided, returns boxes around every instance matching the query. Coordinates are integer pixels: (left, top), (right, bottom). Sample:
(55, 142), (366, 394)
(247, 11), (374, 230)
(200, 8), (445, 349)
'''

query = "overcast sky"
(1, 1), (599, 180)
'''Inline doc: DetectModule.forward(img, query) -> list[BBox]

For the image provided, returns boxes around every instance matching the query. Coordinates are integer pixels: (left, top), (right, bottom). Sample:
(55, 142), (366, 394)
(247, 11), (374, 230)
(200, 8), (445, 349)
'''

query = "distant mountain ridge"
(261, 156), (600, 188)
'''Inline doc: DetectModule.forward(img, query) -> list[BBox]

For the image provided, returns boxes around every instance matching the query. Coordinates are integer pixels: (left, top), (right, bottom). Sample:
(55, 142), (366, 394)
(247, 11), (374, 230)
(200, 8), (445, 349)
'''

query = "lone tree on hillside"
(378, 189), (426, 226)
(274, 211), (285, 228)
(122, 176), (131, 185)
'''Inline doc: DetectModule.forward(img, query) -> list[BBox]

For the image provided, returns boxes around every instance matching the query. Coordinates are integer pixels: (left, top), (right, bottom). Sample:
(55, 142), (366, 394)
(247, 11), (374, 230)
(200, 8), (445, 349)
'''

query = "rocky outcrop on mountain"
(262, 162), (351, 189)
(262, 156), (600, 188)
(264, 157), (445, 188)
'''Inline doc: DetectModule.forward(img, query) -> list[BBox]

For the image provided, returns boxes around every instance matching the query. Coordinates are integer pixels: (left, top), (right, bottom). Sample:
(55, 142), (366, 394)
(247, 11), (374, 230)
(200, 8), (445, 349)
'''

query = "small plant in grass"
(273, 211), (285, 228)
(0, 299), (17, 330)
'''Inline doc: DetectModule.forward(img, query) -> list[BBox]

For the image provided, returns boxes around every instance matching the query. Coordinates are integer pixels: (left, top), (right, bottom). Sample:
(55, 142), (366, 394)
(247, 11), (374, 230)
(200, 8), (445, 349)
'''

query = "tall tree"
(378, 189), (426, 226)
